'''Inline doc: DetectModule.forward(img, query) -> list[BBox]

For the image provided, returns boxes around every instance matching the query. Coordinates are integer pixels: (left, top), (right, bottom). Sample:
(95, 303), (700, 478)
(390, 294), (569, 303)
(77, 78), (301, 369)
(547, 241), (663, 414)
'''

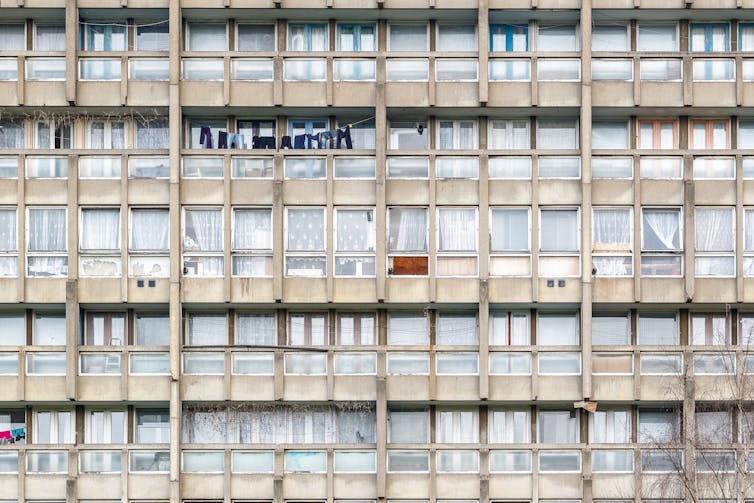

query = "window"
(84, 313), (124, 346)
(490, 208), (531, 277)
(0, 410), (25, 444)
(135, 118), (169, 149)
(387, 312), (428, 345)
(592, 315), (630, 345)
(135, 314), (169, 346)
(79, 59), (123, 81)
(437, 208), (478, 276)
(691, 314), (729, 345)
(136, 410), (169, 443)
(129, 208), (169, 278)
(186, 22), (226, 51)
(82, 22), (126, 51)
(489, 59), (531, 81)
(232, 208), (272, 277)
(237, 24), (275, 51)
(86, 120), (125, 149)
(33, 313), (65, 345)
(592, 59), (633, 81)
(693, 59), (734, 81)
(690, 120), (729, 150)
(593, 354), (633, 374)
(386, 59), (429, 81)
(337, 313), (376, 345)
(488, 119), (529, 150)
(334, 158), (375, 179)
(538, 313), (578, 345)
(593, 24), (629, 51)
(284, 352), (326, 375)
(539, 157), (580, 179)
(538, 59), (580, 81)
(33, 410), (74, 443)
(490, 24), (527, 52)
(34, 23), (65, 51)
(389, 24), (428, 51)
(437, 25), (477, 52)
(639, 120), (678, 149)
(489, 409), (531, 443)
(696, 410), (732, 443)
(539, 208), (579, 277)
(387, 157), (429, 178)
(27, 207), (67, 278)
(0, 313), (24, 345)
(0, 119), (24, 149)
(183, 208), (224, 277)
(536, 119), (578, 149)
(136, 23), (168, 51)
(284, 58), (326, 81)
(693, 157), (735, 179)
(85, 410), (126, 444)
(187, 119), (226, 149)
(27, 59), (66, 81)
(35, 120), (72, 149)
(589, 409), (630, 443)
(388, 208), (428, 276)
(539, 451), (581, 472)
(288, 313), (327, 346)
(690, 23), (729, 52)
(641, 353), (682, 374)
(745, 210), (754, 276)
(186, 314), (227, 346)
(436, 313), (478, 346)
(638, 314), (678, 345)
(638, 409), (679, 443)
(489, 312), (530, 345)
(640, 157), (682, 179)
(695, 207), (734, 277)
(237, 119), (275, 144)
(288, 118), (328, 142)
(638, 24), (678, 51)
(489, 352), (532, 375)
(592, 208), (632, 277)
(592, 450), (633, 473)
(538, 24), (578, 52)
(437, 352), (479, 374)
(388, 409), (429, 442)
(285, 207), (326, 277)
(641, 208), (682, 277)
(334, 59), (377, 81)
(232, 158), (273, 179)
(79, 208), (120, 277)
(438, 120), (478, 150)
(592, 121), (629, 150)
(0, 24), (24, 50)
(335, 208), (376, 277)
(288, 23), (328, 51)
(0, 208), (17, 277)
(436, 409), (479, 443)
(539, 352), (581, 375)
(389, 120), (428, 150)
(538, 410), (579, 443)
(640, 59), (682, 81)
(129, 58), (169, 81)
(490, 450), (532, 473)
(336, 23), (376, 52)
(234, 313), (276, 346)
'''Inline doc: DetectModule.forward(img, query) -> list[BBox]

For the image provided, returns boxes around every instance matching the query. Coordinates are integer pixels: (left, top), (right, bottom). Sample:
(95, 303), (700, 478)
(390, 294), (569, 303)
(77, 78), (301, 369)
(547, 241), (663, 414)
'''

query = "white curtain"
(437, 314), (478, 345)
(437, 410), (479, 443)
(696, 208), (733, 251)
(489, 120), (529, 150)
(35, 25), (66, 51)
(387, 313), (429, 345)
(536, 119), (578, 149)
(538, 411), (579, 443)
(336, 210), (374, 252)
(184, 209), (222, 252)
(0, 120), (24, 149)
(642, 210), (680, 250)
(0, 24), (23, 50)
(437, 25), (476, 51)
(0, 209), (16, 251)
(81, 209), (119, 251)
(234, 209), (271, 250)
(438, 209), (476, 252)
(287, 209), (324, 251)
(28, 208), (65, 251)
(489, 410), (530, 443)
(187, 314), (227, 345)
(131, 209), (169, 251)
(236, 314), (276, 345)
(592, 122), (628, 149)
(187, 23), (226, 51)
(136, 119), (169, 149)
(388, 208), (427, 252)
(593, 209), (631, 250)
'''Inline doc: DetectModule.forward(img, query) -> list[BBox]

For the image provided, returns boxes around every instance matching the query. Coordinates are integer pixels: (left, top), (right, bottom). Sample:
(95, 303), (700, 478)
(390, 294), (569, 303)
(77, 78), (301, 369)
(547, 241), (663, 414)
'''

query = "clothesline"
(78, 19), (169, 28)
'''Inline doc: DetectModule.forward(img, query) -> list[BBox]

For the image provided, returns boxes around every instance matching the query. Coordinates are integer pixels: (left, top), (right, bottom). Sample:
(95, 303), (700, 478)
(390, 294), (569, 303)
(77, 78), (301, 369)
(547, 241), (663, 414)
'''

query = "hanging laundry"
(253, 136), (275, 149)
(280, 136), (293, 149)
(337, 125), (353, 149)
(293, 134), (307, 149)
(199, 126), (213, 148)
(226, 132), (245, 149)
(217, 131), (228, 149)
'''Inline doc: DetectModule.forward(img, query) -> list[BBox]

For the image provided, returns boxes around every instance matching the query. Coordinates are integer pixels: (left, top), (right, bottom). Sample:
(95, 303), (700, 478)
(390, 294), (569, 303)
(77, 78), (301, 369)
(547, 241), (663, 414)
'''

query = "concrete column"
(477, 0), (489, 104)
(65, 0), (77, 103)
(375, 23), (387, 300)
(580, 0), (593, 402)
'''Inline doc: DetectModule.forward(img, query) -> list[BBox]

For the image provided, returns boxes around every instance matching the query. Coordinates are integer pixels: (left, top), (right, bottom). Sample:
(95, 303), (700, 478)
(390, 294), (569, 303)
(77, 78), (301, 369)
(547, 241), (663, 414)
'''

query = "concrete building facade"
(1, 0), (754, 501)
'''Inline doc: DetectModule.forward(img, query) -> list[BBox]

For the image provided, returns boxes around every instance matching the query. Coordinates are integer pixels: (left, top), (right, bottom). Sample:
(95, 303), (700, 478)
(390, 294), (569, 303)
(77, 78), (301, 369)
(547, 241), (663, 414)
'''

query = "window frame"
(181, 206), (225, 278)
(0, 206), (18, 277)
(690, 22), (731, 52)
(26, 206), (68, 278)
(287, 22), (329, 52)
(694, 206), (735, 278)
(185, 21), (228, 52)
(235, 23), (277, 52)
(334, 207), (377, 278)
(591, 206), (634, 278)
(640, 207), (683, 278)
(231, 206), (273, 278)
(638, 119), (679, 150)
(84, 408), (127, 444)
(284, 206), (327, 278)
(85, 119), (128, 150)
(387, 206), (430, 276)
(387, 23), (429, 52)
(335, 23), (377, 52)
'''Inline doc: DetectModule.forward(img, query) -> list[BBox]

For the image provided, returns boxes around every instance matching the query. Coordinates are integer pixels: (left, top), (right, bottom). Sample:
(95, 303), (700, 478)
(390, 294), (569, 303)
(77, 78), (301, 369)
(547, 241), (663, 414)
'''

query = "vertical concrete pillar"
(580, 0), (593, 403)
